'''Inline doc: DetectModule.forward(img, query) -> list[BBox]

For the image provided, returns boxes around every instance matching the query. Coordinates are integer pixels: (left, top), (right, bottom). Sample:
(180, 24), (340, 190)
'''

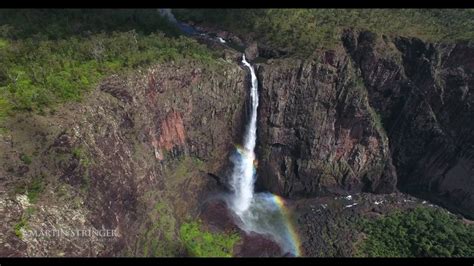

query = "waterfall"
(159, 9), (302, 254)
(228, 55), (302, 257)
(158, 9), (177, 24)
(158, 8), (302, 257)
(229, 55), (259, 215)
(158, 9), (202, 36)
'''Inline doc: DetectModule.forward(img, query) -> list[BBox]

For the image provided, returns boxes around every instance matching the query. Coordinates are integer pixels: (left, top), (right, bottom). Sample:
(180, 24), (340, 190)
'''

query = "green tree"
(357, 207), (474, 257)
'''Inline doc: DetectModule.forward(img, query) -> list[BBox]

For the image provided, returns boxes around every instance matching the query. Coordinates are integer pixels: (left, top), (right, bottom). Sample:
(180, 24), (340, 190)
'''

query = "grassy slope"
(0, 9), (218, 121)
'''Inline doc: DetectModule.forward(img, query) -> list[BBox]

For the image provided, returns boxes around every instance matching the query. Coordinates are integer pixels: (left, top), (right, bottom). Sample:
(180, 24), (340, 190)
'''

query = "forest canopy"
(174, 9), (474, 55)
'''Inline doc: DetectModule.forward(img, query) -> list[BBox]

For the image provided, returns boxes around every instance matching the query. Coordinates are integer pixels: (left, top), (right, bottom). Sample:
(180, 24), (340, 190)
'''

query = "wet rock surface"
(234, 232), (283, 257)
(199, 198), (284, 257)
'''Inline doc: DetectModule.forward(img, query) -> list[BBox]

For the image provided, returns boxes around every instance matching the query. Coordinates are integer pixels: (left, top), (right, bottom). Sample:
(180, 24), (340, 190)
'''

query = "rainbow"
(234, 144), (247, 155)
(271, 195), (303, 257)
(233, 143), (303, 256)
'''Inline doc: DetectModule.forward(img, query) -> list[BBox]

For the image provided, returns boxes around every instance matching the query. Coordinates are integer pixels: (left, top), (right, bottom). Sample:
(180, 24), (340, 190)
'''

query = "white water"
(229, 54), (259, 215)
(228, 55), (299, 256)
(158, 9), (177, 24)
(161, 9), (300, 255)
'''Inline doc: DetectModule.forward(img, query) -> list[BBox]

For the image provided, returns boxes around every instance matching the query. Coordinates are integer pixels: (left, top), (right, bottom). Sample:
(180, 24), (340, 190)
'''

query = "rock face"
(244, 42), (259, 61)
(0, 59), (247, 256)
(342, 30), (474, 218)
(73, 61), (247, 255)
(256, 48), (397, 199)
(256, 30), (474, 218)
(151, 111), (186, 161)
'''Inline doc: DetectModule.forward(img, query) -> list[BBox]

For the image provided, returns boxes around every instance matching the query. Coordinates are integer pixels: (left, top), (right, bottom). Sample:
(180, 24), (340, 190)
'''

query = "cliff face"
(0, 59), (247, 256)
(256, 30), (474, 218)
(256, 46), (397, 198)
(343, 30), (474, 218)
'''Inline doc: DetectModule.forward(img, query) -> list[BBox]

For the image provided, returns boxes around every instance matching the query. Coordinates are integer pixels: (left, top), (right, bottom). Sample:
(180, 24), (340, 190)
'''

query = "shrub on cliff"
(180, 220), (240, 257)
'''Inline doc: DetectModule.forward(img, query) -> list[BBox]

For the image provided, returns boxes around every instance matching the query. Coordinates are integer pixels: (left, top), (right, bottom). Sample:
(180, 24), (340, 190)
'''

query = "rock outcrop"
(244, 42), (259, 61)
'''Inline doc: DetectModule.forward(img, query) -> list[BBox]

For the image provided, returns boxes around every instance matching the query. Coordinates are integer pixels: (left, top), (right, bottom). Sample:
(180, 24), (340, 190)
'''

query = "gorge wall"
(1, 27), (473, 257)
(255, 30), (473, 218)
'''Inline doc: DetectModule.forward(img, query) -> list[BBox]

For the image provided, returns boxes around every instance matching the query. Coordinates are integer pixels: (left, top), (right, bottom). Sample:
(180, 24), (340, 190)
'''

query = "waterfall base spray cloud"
(228, 55), (302, 256)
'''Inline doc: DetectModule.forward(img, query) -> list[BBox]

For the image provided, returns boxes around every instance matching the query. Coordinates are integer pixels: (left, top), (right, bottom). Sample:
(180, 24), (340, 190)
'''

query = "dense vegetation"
(180, 220), (240, 257)
(356, 207), (474, 257)
(0, 9), (181, 39)
(0, 9), (217, 121)
(174, 9), (474, 55)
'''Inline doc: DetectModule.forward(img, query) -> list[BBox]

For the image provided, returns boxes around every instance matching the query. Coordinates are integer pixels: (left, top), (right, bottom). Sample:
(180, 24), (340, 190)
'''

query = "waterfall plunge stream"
(227, 55), (301, 257)
(157, 10), (301, 256)
(229, 55), (259, 215)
